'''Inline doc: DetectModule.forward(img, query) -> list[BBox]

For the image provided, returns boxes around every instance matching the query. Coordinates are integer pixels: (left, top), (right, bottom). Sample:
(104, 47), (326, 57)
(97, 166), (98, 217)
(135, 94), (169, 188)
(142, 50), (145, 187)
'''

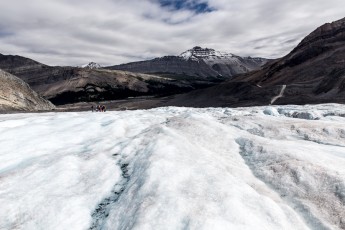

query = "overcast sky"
(0, 0), (344, 66)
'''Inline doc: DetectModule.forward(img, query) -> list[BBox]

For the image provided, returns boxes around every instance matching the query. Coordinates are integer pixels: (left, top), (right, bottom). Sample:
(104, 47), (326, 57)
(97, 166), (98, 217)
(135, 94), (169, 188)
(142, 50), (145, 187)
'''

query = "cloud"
(0, 0), (344, 66)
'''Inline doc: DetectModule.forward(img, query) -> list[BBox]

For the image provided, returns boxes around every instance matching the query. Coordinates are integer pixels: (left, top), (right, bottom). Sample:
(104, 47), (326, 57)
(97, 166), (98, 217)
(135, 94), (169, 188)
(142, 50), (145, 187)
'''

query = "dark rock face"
(166, 17), (345, 107)
(106, 47), (267, 79)
(0, 69), (55, 111)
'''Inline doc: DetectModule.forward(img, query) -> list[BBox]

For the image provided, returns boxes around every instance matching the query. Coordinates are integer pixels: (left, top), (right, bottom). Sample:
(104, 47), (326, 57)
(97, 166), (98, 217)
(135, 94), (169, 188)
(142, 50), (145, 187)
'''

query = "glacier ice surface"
(0, 104), (344, 230)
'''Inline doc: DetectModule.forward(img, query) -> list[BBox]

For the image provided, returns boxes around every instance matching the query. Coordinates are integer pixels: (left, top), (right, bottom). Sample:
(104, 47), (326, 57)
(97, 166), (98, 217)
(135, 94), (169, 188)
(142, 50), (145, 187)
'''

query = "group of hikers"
(91, 104), (106, 112)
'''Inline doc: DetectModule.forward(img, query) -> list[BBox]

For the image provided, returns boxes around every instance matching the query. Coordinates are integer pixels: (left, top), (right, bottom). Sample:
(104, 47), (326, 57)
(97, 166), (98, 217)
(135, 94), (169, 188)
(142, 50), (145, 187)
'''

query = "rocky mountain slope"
(35, 69), (201, 105)
(0, 69), (55, 111)
(107, 46), (267, 79)
(0, 54), (213, 105)
(166, 17), (345, 107)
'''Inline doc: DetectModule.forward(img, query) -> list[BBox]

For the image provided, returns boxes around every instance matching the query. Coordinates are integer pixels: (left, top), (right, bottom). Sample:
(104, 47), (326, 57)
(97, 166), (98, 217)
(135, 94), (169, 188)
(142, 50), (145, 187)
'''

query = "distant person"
(91, 105), (94, 112)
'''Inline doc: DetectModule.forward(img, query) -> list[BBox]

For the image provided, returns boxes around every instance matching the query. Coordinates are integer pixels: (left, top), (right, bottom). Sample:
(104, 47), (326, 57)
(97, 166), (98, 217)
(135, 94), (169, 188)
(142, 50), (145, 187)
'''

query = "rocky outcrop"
(106, 47), (267, 79)
(0, 69), (55, 111)
(166, 17), (345, 107)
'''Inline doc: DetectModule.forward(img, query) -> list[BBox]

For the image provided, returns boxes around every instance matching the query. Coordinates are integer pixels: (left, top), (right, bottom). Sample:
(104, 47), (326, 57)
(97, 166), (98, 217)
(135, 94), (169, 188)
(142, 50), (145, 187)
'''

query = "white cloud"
(0, 0), (344, 66)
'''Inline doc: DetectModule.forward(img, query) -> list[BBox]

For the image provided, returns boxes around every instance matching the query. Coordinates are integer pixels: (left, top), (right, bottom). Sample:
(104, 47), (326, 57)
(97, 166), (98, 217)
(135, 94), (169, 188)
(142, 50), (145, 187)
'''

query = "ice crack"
(89, 162), (130, 230)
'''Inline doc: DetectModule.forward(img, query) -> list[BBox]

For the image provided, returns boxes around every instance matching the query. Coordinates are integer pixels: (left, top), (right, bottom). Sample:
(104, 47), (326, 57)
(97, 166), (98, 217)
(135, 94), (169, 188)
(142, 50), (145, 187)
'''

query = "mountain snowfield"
(0, 104), (344, 229)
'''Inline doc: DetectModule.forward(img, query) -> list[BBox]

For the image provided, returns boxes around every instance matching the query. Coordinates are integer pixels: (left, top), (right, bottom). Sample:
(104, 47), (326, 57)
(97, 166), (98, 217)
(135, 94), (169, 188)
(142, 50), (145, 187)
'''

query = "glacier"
(0, 104), (344, 230)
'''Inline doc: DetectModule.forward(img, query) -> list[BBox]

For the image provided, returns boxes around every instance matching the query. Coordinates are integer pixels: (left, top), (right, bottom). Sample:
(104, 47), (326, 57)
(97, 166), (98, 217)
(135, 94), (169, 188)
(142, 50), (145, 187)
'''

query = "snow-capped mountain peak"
(180, 46), (235, 61)
(179, 46), (267, 74)
(82, 62), (102, 69)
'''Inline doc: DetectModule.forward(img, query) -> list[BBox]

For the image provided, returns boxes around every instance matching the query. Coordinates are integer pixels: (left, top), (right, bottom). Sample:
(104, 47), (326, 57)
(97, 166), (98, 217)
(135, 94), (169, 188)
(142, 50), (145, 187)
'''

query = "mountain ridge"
(106, 46), (267, 79)
(0, 54), (216, 105)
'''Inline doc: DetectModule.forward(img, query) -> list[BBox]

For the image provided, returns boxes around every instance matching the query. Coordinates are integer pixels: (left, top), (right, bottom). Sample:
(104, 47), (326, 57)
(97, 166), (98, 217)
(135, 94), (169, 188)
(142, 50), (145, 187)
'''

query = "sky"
(0, 0), (344, 66)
